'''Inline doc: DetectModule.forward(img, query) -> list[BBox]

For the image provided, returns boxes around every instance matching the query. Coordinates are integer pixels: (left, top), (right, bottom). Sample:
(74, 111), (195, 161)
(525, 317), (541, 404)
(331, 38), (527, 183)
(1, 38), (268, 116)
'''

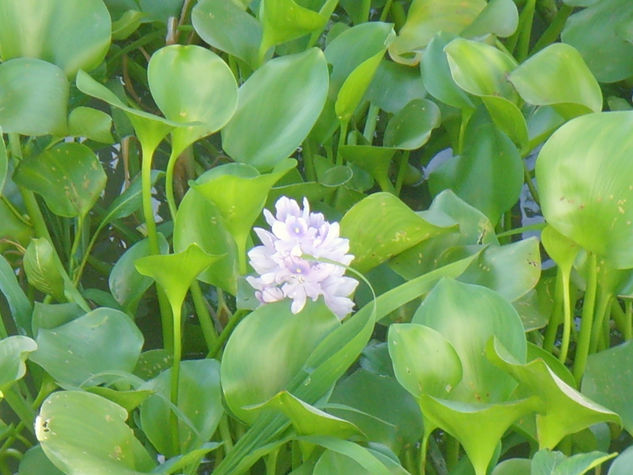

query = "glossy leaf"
(509, 43), (602, 117)
(365, 60), (427, 113)
(462, 0), (518, 38)
(36, 391), (155, 474)
(148, 45), (238, 156)
(314, 446), (407, 475)
(412, 279), (526, 403)
(109, 235), (169, 314)
(339, 145), (396, 192)
(536, 112), (633, 268)
(389, 0), (486, 65)
(481, 96), (529, 149)
(135, 243), (222, 314)
(491, 458), (531, 475)
(18, 446), (64, 475)
(445, 38), (518, 99)
(14, 142), (106, 219)
(421, 33), (474, 109)
(23, 238), (66, 302)
(329, 369), (423, 454)
(140, 359), (223, 456)
(561, 0), (633, 83)
(609, 446), (633, 475)
(173, 188), (239, 294)
(100, 170), (162, 225)
(259, 0), (327, 57)
(190, 159), (296, 264)
(139, 0), (182, 23)
(388, 323), (462, 399)
(221, 48), (328, 171)
(383, 99), (441, 150)
(0, 58), (68, 136)
(32, 302), (84, 336)
(221, 300), (339, 423)
(30, 308), (144, 386)
(420, 395), (539, 475)
(0, 336), (37, 389)
(458, 237), (541, 302)
(0, 255), (33, 334)
(192, 0), (261, 68)
(247, 390), (364, 439)
(487, 337), (621, 449)
(341, 192), (455, 273)
(67, 107), (113, 143)
(0, 0), (111, 77)
(582, 341), (633, 435)
(428, 109), (523, 224)
(531, 449), (616, 475)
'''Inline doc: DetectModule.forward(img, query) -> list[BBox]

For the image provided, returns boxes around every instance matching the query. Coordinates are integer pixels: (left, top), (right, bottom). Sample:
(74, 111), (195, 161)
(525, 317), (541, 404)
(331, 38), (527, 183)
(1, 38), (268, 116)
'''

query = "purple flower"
(246, 196), (358, 319)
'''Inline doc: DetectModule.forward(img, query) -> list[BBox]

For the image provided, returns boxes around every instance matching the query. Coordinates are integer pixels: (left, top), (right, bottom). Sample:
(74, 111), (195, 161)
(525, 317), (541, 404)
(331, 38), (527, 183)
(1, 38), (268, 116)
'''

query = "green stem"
(3, 388), (35, 436)
(69, 216), (84, 276)
(363, 104), (380, 144)
(303, 139), (316, 182)
(457, 109), (473, 155)
(140, 144), (160, 256)
(517, 0), (536, 62)
(543, 268), (564, 353)
(265, 446), (279, 475)
(496, 221), (546, 238)
(523, 160), (540, 205)
(207, 309), (249, 358)
(420, 431), (431, 475)
(165, 147), (179, 220)
(532, 5), (573, 54)
(73, 222), (105, 285)
(589, 289), (612, 354)
(626, 300), (632, 341)
(169, 304), (182, 452)
(573, 253), (597, 383)
(379, 0), (394, 21)
(335, 120), (349, 166)
(558, 271), (573, 363)
(218, 414), (234, 452)
(445, 436), (459, 471)
(190, 281), (218, 352)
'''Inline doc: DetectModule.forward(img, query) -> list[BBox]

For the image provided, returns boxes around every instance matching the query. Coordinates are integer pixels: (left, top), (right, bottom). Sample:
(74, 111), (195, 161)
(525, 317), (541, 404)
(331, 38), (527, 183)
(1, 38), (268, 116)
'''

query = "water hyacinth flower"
(247, 196), (359, 319)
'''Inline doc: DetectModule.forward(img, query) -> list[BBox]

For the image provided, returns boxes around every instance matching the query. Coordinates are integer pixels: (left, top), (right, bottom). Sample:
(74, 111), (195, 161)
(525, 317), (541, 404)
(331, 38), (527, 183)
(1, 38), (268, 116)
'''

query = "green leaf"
(383, 99), (441, 150)
(412, 279), (526, 403)
(111, 10), (144, 40)
(0, 336), (37, 389)
(428, 109), (523, 224)
(173, 188), (238, 294)
(535, 112), (633, 268)
(14, 142), (106, 219)
(445, 38), (518, 99)
(491, 458), (531, 475)
(304, 436), (392, 475)
(30, 308), (144, 386)
(421, 33), (474, 109)
(339, 145), (396, 192)
(388, 323), (462, 399)
(140, 359), (223, 457)
(190, 159), (296, 264)
(148, 45), (238, 156)
(419, 395), (539, 475)
(389, 0), (486, 65)
(246, 390), (364, 439)
(135, 243), (222, 314)
(86, 386), (152, 413)
(32, 302), (84, 336)
(458, 237), (541, 302)
(561, 0), (633, 83)
(23, 238), (66, 302)
(68, 107), (113, 143)
(461, 0), (518, 38)
(221, 48), (328, 171)
(609, 446), (633, 475)
(100, 170), (162, 225)
(259, 0), (327, 57)
(582, 341), (633, 435)
(36, 391), (155, 474)
(531, 449), (616, 475)
(341, 192), (455, 273)
(329, 369), (423, 454)
(365, 60), (427, 113)
(481, 96), (529, 149)
(18, 446), (64, 475)
(0, 254), (33, 335)
(0, 129), (7, 195)
(192, 0), (261, 68)
(109, 235), (169, 314)
(0, 58), (69, 136)
(509, 43), (602, 117)
(0, 0), (111, 77)
(221, 301), (340, 423)
(487, 337), (621, 449)
(314, 446), (406, 475)
(139, 0), (182, 23)
(151, 442), (222, 475)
